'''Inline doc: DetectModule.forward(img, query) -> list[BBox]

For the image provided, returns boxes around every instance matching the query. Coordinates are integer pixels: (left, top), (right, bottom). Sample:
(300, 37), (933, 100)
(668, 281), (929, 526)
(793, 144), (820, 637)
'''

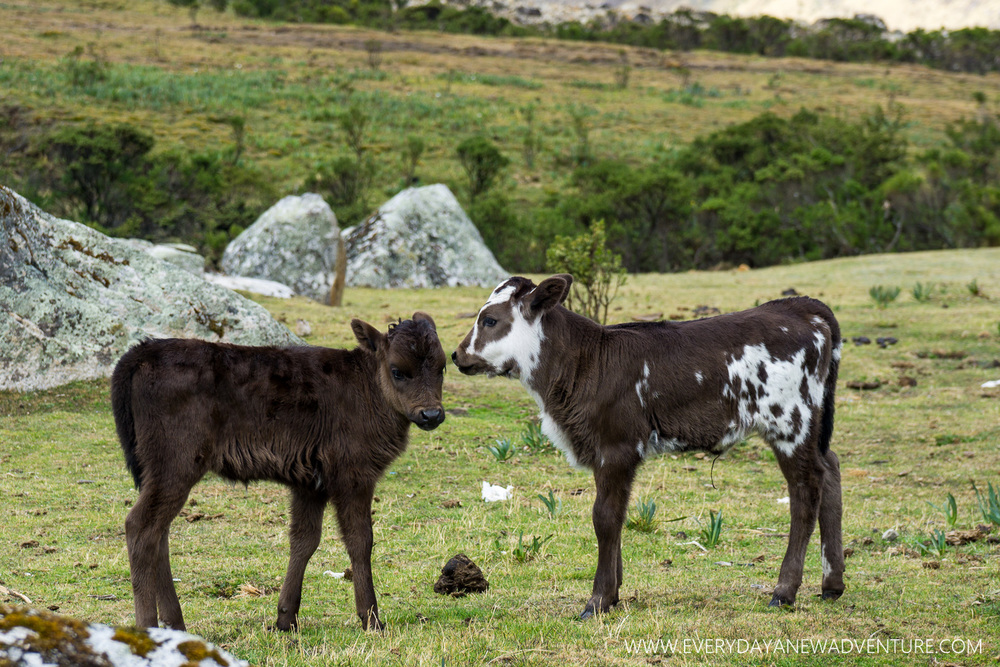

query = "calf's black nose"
(418, 408), (445, 430)
(451, 351), (458, 362)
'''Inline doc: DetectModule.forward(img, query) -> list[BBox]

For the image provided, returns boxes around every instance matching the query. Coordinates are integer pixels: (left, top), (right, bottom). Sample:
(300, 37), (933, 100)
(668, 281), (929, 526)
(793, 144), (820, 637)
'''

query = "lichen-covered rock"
(0, 186), (301, 392)
(344, 184), (506, 289)
(220, 193), (345, 304)
(0, 604), (248, 667)
(203, 273), (296, 298)
(123, 240), (206, 275)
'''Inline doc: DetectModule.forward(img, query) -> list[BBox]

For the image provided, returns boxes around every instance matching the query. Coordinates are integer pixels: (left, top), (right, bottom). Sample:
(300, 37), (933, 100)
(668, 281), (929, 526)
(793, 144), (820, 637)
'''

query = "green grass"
(2, 248), (1000, 665)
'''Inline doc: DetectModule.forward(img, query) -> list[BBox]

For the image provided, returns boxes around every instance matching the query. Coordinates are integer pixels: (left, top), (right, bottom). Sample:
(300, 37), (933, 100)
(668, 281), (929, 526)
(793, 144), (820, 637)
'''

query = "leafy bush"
(456, 135), (509, 202)
(545, 220), (627, 324)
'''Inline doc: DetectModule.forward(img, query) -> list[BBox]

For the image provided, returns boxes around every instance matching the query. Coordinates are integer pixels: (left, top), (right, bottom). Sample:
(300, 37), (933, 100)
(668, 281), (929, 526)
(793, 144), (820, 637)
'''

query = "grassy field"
(2, 250), (999, 665)
(3, 0), (1000, 230)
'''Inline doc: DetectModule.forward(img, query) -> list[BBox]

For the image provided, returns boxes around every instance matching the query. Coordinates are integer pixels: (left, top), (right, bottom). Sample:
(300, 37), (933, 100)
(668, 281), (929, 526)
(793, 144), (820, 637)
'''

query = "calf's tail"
(818, 311), (841, 455)
(111, 346), (143, 490)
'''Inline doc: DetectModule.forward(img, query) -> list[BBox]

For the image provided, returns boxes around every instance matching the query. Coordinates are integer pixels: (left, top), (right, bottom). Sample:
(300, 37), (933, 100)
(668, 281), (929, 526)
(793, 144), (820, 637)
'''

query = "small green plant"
(545, 220), (627, 325)
(520, 104), (542, 170)
(912, 529), (948, 557)
(972, 481), (1000, 525)
(966, 279), (982, 297)
(927, 492), (958, 528)
(364, 38), (382, 71)
(698, 510), (724, 548)
(537, 489), (561, 517)
(625, 497), (658, 533)
(520, 421), (551, 453)
(912, 282), (934, 302)
(484, 437), (515, 462)
(614, 49), (630, 90)
(869, 284), (901, 308)
(402, 135), (425, 184)
(567, 104), (596, 166)
(511, 532), (553, 563)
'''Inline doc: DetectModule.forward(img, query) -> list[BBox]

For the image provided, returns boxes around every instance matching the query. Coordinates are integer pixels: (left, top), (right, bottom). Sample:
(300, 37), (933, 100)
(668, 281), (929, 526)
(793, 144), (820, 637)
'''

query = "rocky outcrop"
(126, 240), (205, 275)
(0, 186), (301, 392)
(345, 184), (506, 289)
(221, 193), (346, 305)
(0, 604), (247, 667)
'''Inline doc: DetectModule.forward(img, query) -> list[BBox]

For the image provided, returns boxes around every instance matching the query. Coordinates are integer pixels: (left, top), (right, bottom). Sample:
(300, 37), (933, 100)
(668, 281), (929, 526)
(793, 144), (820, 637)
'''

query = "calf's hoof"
(580, 595), (618, 619)
(768, 594), (794, 608)
(361, 616), (385, 633)
(821, 588), (844, 601)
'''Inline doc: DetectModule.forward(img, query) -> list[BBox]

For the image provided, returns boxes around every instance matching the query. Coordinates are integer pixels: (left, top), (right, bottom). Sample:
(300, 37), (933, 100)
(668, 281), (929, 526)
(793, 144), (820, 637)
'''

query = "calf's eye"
(391, 368), (405, 381)
(483, 317), (497, 327)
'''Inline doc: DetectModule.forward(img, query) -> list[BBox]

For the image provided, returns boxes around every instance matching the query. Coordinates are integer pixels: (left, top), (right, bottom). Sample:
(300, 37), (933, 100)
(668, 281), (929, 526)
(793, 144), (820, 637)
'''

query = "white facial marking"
(695, 371), (704, 385)
(471, 293), (546, 383)
(465, 282), (517, 352)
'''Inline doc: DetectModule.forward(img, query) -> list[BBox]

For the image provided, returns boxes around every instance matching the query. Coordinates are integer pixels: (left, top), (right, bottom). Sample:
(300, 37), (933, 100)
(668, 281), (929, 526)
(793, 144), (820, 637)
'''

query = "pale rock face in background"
(408, 0), (997, 33)
(221, 193), (345, 304)
(344, 184), (506, 289)
(0, 186), (300, 392)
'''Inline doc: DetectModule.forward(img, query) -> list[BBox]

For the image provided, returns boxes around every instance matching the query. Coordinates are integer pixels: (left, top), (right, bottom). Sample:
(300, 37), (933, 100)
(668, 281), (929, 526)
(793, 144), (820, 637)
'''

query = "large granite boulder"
(0, 604), (247, 666)
(220, 193), (345, 305)
(0, 186), (301, 392)
(344, 184), (506, 289)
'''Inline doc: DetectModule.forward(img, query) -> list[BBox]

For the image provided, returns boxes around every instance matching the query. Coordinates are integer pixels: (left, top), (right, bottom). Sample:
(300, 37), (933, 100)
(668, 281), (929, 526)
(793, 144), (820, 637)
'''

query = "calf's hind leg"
(125, 483), (191, 629)
(275, 489), (327, 631)
(818, 449), (845, 600)
(769, 446), (824, 607)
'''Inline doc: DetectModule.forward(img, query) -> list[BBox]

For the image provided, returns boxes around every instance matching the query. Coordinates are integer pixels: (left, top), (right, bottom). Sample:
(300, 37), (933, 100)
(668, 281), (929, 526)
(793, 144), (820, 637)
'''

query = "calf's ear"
(352, 319), (386, 353)
(529, 274), (573, 312)
(412, 311), (437, 331)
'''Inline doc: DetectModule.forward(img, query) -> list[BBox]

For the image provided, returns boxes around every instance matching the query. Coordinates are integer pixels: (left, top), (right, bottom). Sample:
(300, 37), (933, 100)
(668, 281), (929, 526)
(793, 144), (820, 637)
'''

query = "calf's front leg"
(334, 485), (382, 631)
(582, 462), (637, 619)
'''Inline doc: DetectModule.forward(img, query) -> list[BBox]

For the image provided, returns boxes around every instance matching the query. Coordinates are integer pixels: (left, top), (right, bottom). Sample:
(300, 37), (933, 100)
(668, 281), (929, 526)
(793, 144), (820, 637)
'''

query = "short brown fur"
(111, 313), (446, 632)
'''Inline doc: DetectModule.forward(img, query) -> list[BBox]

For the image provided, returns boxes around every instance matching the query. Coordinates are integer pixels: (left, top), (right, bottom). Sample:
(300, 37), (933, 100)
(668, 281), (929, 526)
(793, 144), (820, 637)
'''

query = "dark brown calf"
(453, 275), (844, 617)
(111, 313), (446, 632)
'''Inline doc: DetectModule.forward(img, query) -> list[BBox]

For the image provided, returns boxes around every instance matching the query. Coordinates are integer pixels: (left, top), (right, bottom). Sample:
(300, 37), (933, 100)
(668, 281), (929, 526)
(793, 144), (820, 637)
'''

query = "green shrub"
(456, 135), (509, 202)
(545, 220), (627, 324)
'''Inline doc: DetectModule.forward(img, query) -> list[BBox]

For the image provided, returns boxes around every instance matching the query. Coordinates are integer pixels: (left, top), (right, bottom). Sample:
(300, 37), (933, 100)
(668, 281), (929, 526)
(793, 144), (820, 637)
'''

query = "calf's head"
(452, 275), (572, 380)
(352, 312), (446, 430)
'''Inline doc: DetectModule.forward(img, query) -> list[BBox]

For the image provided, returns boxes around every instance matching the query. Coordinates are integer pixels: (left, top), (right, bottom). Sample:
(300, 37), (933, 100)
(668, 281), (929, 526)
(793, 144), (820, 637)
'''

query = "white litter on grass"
(982, 379), (1000, 388)
(776, 497), (790, 504)
(322, 571), (345, 579)
(482, 481), (513, 502)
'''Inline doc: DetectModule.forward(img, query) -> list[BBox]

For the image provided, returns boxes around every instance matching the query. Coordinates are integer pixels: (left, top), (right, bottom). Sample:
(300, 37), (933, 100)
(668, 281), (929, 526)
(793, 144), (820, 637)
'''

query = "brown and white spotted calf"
(453, 275), (844, 617)
(111, 314), (446, 632)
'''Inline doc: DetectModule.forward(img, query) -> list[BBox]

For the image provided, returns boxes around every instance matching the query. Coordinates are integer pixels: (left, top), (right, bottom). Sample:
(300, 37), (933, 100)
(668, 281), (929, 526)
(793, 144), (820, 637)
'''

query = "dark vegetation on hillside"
(3, 98), (998, 272)
(2, 2), (999, 272)
(221, 0), (1000, 75)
